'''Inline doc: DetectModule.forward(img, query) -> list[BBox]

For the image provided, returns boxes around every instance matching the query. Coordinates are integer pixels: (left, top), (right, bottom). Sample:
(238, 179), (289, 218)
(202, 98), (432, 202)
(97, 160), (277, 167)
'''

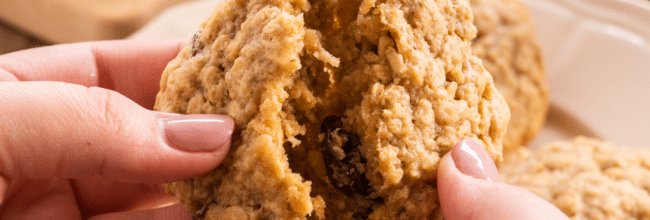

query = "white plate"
(131, 0), (650, 149)
(523, 0), (650, 149)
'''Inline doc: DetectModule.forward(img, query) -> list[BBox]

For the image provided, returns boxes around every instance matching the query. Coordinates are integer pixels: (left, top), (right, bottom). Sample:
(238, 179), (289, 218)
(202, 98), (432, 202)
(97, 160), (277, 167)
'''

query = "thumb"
(0, 81), (233, 184)
(437, 139), (569, 220)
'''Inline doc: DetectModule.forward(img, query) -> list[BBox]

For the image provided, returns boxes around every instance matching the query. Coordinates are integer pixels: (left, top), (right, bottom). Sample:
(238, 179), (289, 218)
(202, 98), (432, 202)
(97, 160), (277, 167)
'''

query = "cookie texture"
(499, 137), (650, 220)
(470, 0), (548, 151)
(154, 0), (510, 219)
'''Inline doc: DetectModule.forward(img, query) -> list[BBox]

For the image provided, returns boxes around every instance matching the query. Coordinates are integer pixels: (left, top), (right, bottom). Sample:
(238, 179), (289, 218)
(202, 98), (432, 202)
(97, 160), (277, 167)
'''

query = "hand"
(0, 40), (234, 219)
(437, 139), (570, 220)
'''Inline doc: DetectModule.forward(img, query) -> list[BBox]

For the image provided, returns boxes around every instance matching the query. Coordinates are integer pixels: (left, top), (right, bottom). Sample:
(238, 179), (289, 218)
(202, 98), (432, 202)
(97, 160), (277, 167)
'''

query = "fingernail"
(451, 139), (500, 182)
(160, 114), (234, 152)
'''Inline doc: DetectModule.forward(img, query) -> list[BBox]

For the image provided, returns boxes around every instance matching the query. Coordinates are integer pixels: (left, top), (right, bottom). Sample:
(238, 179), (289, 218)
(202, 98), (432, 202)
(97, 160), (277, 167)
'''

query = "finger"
(0, 69), (18, 82)
(0, 175), (8, 206)
(0, 178), (81, 219)
(0, 39), (185, 109)
(0, 81), (233, 184)
(88, 203), (191, 220)
(71, 176), (177, 217)
(437, 139), (569, 220)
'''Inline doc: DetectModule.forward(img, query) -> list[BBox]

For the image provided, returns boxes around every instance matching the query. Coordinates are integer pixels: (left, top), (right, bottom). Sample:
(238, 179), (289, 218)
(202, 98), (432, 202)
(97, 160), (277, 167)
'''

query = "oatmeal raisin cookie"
(500, 137), (650, 220)
(155, 0), (510, 219)
(471, 0), (548, 151)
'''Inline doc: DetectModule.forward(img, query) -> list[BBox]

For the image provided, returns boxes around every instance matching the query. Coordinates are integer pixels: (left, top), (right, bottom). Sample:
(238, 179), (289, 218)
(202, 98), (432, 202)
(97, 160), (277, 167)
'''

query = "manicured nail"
(451, 139), (500, 182)
(160, 114), (234, 152)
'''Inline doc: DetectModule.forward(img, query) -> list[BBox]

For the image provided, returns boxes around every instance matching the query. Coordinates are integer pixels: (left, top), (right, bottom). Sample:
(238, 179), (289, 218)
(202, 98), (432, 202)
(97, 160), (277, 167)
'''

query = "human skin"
(0, 39), (233, 220)
(0, 40), (569, 220)
(438, 139), (570, 220)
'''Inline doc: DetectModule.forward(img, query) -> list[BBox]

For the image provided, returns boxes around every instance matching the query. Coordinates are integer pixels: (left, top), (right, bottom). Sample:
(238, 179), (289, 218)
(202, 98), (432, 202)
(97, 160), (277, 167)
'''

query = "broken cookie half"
(154, 0), (510, 219)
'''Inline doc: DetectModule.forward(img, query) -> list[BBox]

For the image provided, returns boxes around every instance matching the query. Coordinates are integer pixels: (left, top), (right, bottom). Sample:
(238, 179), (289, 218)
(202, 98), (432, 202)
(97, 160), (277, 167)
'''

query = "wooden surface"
(0, 20), (47, 55)
(0, 0), (196, 44)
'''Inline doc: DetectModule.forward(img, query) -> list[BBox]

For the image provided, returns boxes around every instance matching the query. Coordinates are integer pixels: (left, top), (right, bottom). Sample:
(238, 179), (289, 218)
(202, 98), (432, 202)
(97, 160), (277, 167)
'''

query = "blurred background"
(0, 0), (198, 55)
(0, 21), (46, 54)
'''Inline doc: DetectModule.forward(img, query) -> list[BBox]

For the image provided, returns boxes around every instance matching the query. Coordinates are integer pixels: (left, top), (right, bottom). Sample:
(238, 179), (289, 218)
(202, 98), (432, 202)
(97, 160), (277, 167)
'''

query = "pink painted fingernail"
(451, 139), (500, 182)
(160, 114), (234, 152)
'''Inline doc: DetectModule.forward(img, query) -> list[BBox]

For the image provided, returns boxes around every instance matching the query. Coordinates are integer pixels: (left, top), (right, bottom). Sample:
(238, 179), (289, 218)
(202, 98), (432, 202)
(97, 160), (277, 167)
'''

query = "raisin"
(320, 115), (372, 197)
